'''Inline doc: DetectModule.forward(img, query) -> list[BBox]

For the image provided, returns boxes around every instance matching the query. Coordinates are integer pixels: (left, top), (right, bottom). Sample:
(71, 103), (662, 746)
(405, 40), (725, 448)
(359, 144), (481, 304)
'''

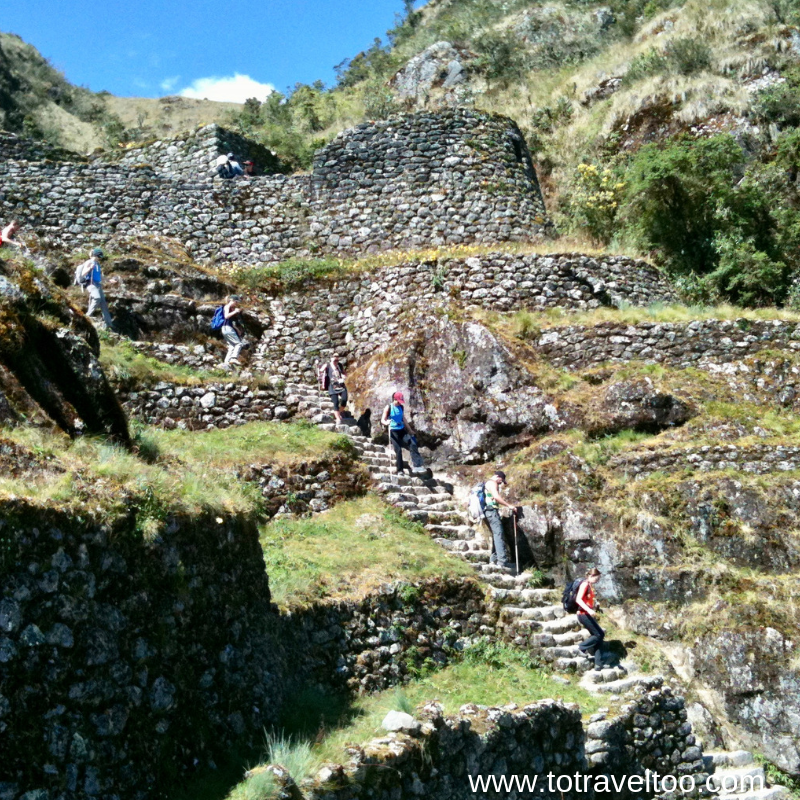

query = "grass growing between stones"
(260, 495), (475, 608)
(481, 303), (800, 342)
(100, 338), (237, 388)
(221, 239), (628, 289)
(0, 421), (348, 526)
(226, 642), (605, 800)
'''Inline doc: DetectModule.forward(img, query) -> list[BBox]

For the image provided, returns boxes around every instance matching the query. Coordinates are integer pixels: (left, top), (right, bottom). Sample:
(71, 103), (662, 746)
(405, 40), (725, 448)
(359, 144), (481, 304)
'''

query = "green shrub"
(474, 29), (532, 88)
(708, 233), (788, 307)
(624, 47), (669, 84)
(751, 80), (800, 130)
(622, 134), (749, 273)
(624, 37), (711, 85)
(664, 37), (712, 75)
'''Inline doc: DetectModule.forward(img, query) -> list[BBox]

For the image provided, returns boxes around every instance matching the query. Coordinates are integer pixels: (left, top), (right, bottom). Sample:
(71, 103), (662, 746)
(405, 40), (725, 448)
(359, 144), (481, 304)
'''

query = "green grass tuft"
(259, 495), (474, 608)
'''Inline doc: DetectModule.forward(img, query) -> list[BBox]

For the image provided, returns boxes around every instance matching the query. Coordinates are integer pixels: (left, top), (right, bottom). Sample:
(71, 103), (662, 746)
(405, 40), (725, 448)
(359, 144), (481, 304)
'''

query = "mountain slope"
(0, 31), (241, 153)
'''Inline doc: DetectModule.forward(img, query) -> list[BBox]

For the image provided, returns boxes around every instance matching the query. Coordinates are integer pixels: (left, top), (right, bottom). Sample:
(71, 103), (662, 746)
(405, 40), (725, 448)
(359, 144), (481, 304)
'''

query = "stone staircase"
(279, 384), (791, 799)
(705, 751), (789, 800)
(283, 382), (601, 672)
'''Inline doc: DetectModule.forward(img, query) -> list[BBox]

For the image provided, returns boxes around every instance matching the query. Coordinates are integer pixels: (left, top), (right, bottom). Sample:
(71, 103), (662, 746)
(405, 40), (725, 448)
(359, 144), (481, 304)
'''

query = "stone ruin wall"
(0, 495), (492, 800)
(272, 685), (708, 800)
(252, 253), (676, 383)
(0, 110), (549, 265)
(113, 123), (285, 180)
(536, 318), (800, 370)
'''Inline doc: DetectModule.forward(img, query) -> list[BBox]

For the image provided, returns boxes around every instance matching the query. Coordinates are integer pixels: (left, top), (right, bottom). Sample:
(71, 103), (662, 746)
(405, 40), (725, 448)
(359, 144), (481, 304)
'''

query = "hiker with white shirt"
(73, 247), (114, 328)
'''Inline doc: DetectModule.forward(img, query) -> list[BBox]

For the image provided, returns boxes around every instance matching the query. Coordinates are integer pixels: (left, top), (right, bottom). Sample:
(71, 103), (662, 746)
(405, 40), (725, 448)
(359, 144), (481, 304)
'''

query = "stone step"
(500, 606), (543, 621)
(583, 674), (664, 695)
(544, 645), (583, 660)
(477, 572), (533, 589)
(582, 665), (628, 684)
(426, 524), (474, 538)
(378, 483), (435, 496)
(708, 767), (765, 795)
(718, 787), (789, 800)
(415, 494), (457, 506)
(406, 509), (465, 525)
(372, 472), (435, 488)
(540, 615), (582, 634)
(437, 538), (490, 552)
(488, 587), (558, 607)
(707, 752), (757, 770)
(554, 656), (594, 673)
(463, 550), (491, 564)
(421, 500), (461, 512)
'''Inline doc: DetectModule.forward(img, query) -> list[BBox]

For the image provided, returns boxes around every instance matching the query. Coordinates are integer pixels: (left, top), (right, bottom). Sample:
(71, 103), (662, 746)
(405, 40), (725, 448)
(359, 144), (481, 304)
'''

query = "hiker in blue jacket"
(74, 247), (114, 329)
(381, 392), (425, 475)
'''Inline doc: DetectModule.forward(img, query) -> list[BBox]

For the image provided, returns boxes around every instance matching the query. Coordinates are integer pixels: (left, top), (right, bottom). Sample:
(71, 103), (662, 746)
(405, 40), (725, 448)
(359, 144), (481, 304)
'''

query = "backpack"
(318, 362), (330, 390)
(562, 578), (583, 614)
(210, 306), (226, 331)
(467, 482), (487, 521)
(75, 261), (101, 287)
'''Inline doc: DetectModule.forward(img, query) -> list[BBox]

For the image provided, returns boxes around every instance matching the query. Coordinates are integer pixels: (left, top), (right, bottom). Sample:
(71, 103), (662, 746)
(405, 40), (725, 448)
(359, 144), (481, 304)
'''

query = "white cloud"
(160, 76), (180, 92)
(178, 73), (275, 103)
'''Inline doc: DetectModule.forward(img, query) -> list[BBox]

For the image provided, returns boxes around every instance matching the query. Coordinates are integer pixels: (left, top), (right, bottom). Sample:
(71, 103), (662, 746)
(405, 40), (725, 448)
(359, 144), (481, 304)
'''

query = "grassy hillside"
(0, 31), (239, 153)
(223, 0), (800, 304)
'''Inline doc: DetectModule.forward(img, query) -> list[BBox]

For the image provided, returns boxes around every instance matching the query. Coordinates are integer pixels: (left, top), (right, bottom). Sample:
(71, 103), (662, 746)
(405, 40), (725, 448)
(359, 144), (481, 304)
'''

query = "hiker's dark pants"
(578, 613), (605, 667)
(390, 428), (423, 472)
(485, 508), (513, 568)
(329, 387), (348, 411)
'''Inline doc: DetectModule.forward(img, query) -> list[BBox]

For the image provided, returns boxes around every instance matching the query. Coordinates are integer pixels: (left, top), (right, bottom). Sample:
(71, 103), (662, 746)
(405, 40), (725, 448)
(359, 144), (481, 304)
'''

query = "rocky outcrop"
(348, 316), (576, 463)
(0, 256), (129, 442)
(689, 629), (800, 775)
(390, 41), (474, 107)
(586, 378), (694, 437)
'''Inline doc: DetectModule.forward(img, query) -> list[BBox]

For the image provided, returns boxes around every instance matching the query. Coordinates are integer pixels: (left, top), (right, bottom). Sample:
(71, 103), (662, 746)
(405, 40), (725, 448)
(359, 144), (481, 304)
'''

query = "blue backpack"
(210, 306), (225, 331)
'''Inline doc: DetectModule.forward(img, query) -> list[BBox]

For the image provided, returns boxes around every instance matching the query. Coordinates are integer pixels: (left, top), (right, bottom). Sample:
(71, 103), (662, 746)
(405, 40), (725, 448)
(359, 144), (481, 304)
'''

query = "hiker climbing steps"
(284, 382), (607, 671)
(280, 382), (794, 799)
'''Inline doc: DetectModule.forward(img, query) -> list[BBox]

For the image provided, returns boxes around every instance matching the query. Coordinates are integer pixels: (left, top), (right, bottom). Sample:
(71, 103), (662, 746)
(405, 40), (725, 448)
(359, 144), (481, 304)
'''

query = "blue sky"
(4, 0), (419, 101)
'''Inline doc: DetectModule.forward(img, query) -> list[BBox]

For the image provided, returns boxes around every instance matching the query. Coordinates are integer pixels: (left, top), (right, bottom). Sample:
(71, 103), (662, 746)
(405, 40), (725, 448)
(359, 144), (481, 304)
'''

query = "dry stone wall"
(113, 124), (284, 179)
(0, 502), (283, 800)
(253, 253), (676, 383)
(116, 380), (294, 430)
(536, 318), (800, 370)
(0, 131), (81, 164)
(0, 497), (495, 800)
(610, 443), (800, 477)
(275, 685), (710, 800)
(0, 110), (549, 265)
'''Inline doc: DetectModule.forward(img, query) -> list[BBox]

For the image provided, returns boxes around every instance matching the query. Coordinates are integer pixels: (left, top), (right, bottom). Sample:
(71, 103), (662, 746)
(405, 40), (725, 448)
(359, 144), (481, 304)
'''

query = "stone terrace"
(0, 109), (549, 264)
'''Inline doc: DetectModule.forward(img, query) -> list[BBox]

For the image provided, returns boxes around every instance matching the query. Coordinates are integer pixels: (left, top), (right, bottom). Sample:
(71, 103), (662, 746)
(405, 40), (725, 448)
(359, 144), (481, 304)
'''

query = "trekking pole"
(513, 510), (520, 575)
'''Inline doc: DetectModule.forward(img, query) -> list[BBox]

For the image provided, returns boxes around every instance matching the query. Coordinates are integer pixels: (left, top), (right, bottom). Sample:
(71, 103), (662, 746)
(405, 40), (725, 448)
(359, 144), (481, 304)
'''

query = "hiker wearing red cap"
(381, 391), (425, 475)
(244, 160), (255, 177)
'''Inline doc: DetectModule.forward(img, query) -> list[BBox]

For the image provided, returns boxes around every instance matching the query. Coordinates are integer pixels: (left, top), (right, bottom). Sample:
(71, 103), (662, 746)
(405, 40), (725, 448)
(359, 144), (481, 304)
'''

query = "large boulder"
(390, 41), (474, 107)
(586, 377), (694, 437)
(690, 628), (800, 775)
(347, 316), (577, 463)
(0, 254), (130, 443)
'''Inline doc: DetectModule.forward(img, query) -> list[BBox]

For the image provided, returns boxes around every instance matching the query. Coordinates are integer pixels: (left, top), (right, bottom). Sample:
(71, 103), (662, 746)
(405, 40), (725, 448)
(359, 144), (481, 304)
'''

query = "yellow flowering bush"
(570, 163), (626, 244)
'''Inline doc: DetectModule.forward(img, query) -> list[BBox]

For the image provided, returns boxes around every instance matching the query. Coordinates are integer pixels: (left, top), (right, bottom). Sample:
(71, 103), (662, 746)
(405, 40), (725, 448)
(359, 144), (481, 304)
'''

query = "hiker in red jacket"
(576, 568), (605, 670)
